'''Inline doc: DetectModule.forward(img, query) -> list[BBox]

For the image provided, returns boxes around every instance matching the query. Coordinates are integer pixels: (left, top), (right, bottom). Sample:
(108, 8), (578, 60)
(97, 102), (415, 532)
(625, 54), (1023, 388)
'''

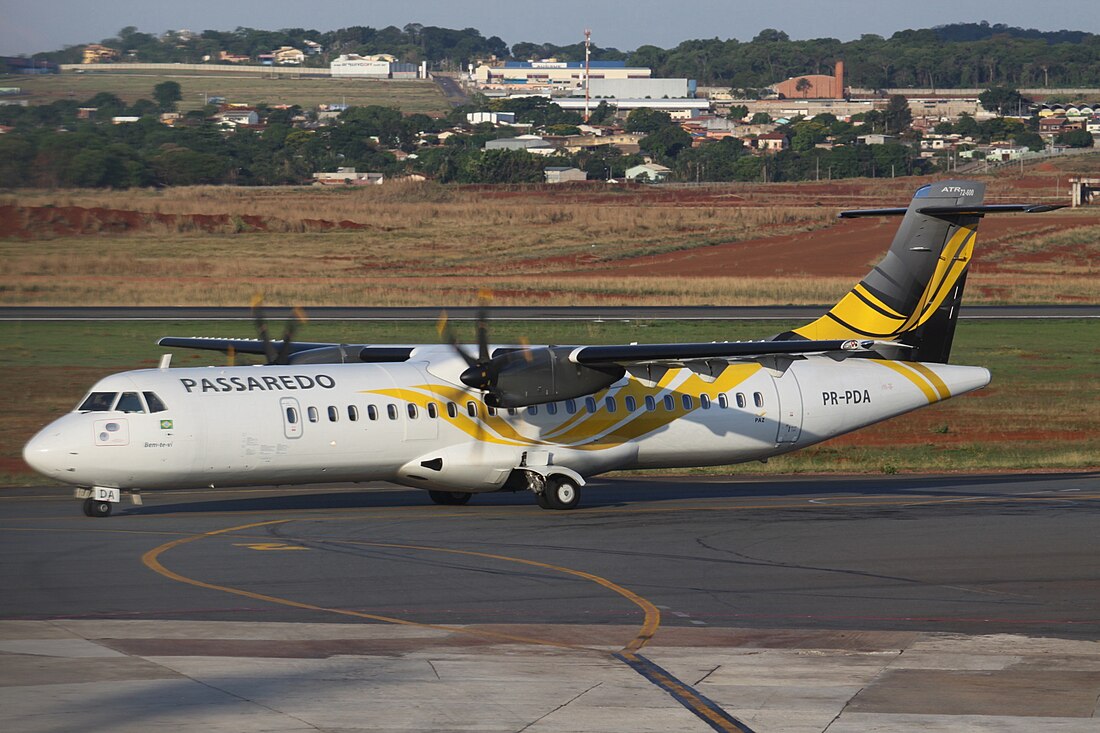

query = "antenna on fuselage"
(158, 354), (172, 370)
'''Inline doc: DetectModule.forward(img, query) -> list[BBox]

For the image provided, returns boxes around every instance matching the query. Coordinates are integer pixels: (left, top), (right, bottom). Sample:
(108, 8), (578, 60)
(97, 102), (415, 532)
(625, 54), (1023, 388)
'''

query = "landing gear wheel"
(428, 490), (472, 506)
(535, 491), (552, 509)
(544, 477), (581, 510)
(89, 500), (112, 517)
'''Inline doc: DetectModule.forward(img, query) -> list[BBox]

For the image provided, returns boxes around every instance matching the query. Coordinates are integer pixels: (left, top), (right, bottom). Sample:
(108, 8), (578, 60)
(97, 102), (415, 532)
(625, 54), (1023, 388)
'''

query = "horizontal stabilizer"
(840, 203), (1065, 218)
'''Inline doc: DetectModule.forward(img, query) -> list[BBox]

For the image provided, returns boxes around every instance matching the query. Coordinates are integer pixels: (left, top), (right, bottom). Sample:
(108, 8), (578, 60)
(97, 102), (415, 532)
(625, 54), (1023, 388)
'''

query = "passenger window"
(528, 405), (538, 416)
(546, 402), (558, 415)
(447, 402), (458, 418)
(467, 401), (478, 417)
(605, 396), (617, 413)
(327, 406), (339, 422)
(286, 407), (298, 424)
(507, 407), (518, 416)
(427, 403), (439, 419)
(682, 394), (693, 410)
(754, 392), (764, 408)
(663, 394), (675, 411)
(143, 392), (168, 413)
(565, 399), (577, 414)
(585, 397), (597, 414)
(407, 404), (418, 419)
(736, 393), (747, 408)
(368, 405), (379, 421)
(487, 407), (497, 416)
(645, 395), (656, 411)
(78, 392), (117, 412)
(387, 404), (398, 420)
(718, 393), (729, 409)
(700, 394), (711, 410)
(307, 406), (319, 422)
(116, 392), (145, 413)
(348, 405), (359, 421)
(625, 396), (637, 412)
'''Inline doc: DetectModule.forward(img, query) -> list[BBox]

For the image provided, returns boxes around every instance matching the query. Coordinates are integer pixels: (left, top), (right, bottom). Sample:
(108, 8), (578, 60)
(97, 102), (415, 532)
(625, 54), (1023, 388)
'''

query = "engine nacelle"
(465, 346), (624, 408)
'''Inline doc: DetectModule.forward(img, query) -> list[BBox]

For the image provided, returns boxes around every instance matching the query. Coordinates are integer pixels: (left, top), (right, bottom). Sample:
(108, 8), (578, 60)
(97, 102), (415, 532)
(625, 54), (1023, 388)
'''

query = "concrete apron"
(2, 620), (1099, 733)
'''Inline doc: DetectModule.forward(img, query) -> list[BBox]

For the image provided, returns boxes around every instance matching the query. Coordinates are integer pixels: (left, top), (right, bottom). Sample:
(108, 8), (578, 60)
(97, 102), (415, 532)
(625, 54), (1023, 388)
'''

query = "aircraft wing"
(157, 337), (412, 363)
(568, 338), (887, 366)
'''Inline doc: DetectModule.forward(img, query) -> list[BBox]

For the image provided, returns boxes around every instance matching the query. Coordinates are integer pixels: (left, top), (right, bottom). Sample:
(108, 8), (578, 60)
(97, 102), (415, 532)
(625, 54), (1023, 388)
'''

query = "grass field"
(4, 181), (1098, 307)
(1, 72), (451, 115)
(4, 318), (1097, 486)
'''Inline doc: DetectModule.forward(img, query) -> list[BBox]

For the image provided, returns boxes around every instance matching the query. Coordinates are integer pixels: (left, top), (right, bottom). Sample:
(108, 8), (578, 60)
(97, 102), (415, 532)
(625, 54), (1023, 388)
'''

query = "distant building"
(484, 135), (557, 155)
(754, 132), (789, 152)
(625, 163), (671, 182)
(331, 54), (392, 78)
(111, 116), (140, 124)
(467, 111), (516, 125)
(583, 78), (694, 99)
(772, 61), (846, 100)
(303, 40), (323, 56)
(474, 60), (651, 90)
(855, 134), (898, 146)
(273, 47), (305, 65)
(82, 44), (120, 64)
(313, 168), (384, 186)
(218, 51), (251, 64)
(544, 167), (588, 183)
(214, 108), (260, 126)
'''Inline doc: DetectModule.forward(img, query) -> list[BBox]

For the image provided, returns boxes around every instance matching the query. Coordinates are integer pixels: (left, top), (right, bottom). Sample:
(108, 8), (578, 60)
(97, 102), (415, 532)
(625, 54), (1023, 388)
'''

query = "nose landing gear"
(82, 498), (112, 517)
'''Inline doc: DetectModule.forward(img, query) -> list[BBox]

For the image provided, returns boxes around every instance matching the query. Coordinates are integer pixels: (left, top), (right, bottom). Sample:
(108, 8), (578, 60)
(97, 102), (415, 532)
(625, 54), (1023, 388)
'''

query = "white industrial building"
(580, 78), (695, 99)
(474, 60), (651, 89)
(330, 55), (427, 79)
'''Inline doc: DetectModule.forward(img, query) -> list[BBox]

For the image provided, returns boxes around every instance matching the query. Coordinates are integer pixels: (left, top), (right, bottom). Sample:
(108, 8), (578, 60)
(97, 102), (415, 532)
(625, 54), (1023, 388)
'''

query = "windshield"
(78, 392), (116, 412)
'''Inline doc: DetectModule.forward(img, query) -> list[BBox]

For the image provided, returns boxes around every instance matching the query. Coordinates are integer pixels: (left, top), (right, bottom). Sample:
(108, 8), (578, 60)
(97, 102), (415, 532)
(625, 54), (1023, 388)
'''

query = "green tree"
(625, 108), (673, 134)
(640, 125), (693, 159)
(883, 95), (913, 133)
(1056, 129), (1094, 148)
(979, 86), (1028, 116)
(153, 81), (182, 111)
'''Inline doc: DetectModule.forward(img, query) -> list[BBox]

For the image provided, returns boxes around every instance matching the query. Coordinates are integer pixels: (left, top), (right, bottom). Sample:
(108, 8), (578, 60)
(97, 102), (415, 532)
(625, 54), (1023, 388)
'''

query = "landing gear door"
(774, 371), (803, 444)
(280, 397), (303, 439)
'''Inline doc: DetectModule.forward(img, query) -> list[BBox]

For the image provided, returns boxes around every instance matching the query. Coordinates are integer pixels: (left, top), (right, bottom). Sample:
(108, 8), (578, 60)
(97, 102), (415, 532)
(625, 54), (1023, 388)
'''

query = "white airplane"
(24, 180), (1060, 517)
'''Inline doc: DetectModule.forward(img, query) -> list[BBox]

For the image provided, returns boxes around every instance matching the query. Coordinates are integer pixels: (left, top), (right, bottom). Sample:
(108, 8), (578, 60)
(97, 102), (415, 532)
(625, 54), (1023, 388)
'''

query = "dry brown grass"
(3, 181), (1098, 307)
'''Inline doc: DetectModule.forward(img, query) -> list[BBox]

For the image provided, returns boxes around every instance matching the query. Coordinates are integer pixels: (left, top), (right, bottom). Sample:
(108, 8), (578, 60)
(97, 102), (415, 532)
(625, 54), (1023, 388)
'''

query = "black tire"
(428, 490), (472, 506)
(544, 477), (581, 510)
(82, 498), (94, 517)
(535, 491), (552, 509)
(91, 500), (112, 517)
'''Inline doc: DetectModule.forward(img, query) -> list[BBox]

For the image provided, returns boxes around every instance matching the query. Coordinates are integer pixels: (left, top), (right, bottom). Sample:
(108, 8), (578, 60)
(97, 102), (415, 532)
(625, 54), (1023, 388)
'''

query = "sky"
(2, 0), (1099, 56)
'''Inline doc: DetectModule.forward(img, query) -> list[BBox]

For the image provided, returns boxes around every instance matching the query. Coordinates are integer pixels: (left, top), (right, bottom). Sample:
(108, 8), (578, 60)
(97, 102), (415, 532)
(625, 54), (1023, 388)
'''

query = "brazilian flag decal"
(160, 420), (173, 430)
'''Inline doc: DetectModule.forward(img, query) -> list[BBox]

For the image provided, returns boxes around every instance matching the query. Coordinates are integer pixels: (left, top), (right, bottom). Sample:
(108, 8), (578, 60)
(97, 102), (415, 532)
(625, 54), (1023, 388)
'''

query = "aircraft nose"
(23, 426), (72, 478)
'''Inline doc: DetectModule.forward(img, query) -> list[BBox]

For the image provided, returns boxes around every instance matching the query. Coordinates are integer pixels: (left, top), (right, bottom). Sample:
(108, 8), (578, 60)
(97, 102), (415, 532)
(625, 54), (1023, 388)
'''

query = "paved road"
(3, 305), (1098, 321)
(3, 473), (1098, 732)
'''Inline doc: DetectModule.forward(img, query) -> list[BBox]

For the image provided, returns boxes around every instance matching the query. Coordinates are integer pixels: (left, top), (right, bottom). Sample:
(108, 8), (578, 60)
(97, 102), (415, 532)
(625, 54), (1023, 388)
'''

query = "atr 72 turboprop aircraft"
(24, 181), (1060, 516)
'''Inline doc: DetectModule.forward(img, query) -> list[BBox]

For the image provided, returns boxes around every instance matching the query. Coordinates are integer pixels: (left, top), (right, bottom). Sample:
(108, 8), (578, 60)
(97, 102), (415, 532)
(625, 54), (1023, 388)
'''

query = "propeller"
(251, 294), (308, 365)
(437, 291), (621, 409)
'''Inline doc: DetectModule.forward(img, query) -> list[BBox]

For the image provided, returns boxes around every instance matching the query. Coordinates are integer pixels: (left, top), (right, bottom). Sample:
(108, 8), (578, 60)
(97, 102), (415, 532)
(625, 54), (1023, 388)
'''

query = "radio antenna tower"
(584, 29), (591, 123)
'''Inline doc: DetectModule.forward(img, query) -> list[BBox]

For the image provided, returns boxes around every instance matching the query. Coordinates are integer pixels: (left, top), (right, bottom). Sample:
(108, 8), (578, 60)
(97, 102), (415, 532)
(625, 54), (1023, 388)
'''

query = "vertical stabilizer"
(779, 180), (986, 363)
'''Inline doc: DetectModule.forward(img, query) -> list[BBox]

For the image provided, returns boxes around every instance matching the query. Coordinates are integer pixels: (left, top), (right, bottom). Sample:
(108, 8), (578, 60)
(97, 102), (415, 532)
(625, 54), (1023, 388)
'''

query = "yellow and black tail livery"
(778, 180), (1061, 363)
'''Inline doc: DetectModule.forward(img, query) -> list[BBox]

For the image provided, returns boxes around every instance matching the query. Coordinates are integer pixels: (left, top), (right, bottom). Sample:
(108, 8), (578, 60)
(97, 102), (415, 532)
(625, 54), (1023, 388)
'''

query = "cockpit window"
(143, 392), (168, 413)
(115, 392), (145, 414)
(78, 392), (117, 412)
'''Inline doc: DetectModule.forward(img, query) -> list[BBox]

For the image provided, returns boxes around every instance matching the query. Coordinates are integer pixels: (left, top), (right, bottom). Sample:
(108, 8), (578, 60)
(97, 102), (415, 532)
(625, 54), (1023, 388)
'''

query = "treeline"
(0, 85), (937, 188)
(14, 22), (1100, 89)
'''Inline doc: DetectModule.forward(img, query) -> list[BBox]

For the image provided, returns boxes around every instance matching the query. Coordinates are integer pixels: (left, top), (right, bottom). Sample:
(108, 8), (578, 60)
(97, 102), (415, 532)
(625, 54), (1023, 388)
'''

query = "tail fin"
(779, 180), (989, 363)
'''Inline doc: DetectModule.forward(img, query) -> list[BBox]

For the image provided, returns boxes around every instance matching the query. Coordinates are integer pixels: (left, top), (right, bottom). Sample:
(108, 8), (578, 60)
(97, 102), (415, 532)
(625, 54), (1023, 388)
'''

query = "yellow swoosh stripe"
(874, 360), (941, 404)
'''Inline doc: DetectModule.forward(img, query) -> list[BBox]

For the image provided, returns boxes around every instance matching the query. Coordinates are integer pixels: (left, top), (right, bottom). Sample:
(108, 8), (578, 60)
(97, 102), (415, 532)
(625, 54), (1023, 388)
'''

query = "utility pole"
(583, 29), (591, 123)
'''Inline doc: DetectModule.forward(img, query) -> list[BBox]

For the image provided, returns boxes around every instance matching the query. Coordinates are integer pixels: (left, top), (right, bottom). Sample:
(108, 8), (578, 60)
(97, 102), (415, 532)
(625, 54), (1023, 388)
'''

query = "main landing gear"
(75, 487), (138, 517)
(536, 475), (581, 511)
